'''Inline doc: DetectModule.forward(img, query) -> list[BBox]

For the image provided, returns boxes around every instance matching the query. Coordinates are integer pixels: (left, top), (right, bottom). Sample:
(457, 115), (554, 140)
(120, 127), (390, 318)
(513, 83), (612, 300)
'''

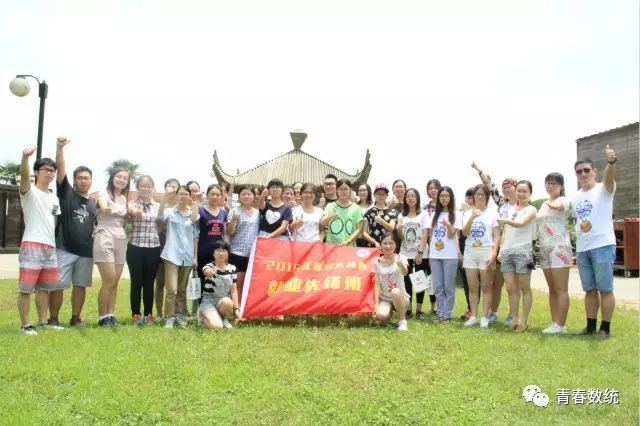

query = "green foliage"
(106, 159), (140, 184)
(0, 280), (637, 424)
(0, 162), (21, 185)
(531, 198), (547, 210)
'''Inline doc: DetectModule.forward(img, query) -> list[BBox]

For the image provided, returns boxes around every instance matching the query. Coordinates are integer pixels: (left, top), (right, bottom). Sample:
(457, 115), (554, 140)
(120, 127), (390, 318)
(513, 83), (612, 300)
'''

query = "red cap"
(374, 183), (389, 193)
(502, 178), (517, 187)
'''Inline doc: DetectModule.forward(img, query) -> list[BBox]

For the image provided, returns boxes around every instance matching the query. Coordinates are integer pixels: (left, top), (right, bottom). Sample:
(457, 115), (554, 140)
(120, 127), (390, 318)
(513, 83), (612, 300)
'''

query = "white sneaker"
(397, 319), (408, 331)
(164, 317), (175, 328)
(176, 315), (188, 328)
(40, 322), (65, 331)
(480, 317), (489, 328)
(21, 325), (38, 336)
(464, 317), (479, 327)
(222, 319), (233, 329)
(544, 323), (569, 335)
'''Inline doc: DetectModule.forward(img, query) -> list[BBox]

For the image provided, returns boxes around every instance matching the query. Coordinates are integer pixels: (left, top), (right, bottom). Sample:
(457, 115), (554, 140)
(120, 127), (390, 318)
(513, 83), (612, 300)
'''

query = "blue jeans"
(430, 258), (458, 319)
(576, 245), (615, 292)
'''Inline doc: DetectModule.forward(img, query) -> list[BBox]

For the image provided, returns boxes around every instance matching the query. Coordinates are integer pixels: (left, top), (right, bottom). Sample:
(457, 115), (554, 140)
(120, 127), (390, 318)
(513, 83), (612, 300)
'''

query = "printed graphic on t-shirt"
(575, 200), (593, 233)
(329, 216), (355, 235)
(384, 272), (397, 291)
(402, 222), (421, 252)
(265, 210), (281, 225)
(73, 204), (91, 224)
(470, 222), (486, 247)
(433, 223), (446, 251)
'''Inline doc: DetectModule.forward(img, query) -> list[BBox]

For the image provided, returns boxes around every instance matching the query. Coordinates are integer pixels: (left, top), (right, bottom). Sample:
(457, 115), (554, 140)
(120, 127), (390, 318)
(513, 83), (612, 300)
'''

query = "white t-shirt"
(571, 182), (616, 252)
(20, 184), (60, 246)
(502, 205), (537, 250)
(429, 212), (463, 259)
(291, 205), (323, 242)
(397, 211), (430, 258)
(374, 255), (409, 302)
(463, 208), (500, 248)
(536, 197), (571, 246)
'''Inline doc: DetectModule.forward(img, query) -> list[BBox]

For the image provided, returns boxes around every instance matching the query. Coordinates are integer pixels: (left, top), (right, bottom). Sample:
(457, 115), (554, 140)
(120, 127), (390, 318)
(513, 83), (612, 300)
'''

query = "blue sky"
(1, 0), (638, 201)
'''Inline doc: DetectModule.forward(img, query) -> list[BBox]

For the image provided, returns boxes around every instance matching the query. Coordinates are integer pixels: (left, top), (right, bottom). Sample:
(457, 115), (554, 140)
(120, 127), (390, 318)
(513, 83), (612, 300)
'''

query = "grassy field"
(0, 279), (637, 425)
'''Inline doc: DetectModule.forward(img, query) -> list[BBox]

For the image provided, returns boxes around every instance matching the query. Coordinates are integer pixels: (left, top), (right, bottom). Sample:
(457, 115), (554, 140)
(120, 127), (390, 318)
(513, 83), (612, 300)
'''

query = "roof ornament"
(290, 130), (307, 150)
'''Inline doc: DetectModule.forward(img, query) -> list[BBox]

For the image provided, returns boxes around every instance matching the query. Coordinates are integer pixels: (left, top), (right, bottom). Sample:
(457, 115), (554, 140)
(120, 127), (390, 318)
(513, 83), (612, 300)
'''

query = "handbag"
(409, 270), (430, 293)
(186, 270), (201, 300)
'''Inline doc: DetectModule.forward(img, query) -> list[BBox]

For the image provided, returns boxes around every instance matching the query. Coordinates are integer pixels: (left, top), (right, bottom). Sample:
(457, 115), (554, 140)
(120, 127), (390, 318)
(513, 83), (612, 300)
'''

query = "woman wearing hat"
(362, 183), (398, 249)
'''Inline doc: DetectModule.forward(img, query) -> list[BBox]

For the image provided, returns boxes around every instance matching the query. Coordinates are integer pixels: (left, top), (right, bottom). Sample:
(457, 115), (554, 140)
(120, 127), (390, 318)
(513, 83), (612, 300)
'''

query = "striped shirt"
(128, 200), (161, 248)
(202, 263), (237, 301)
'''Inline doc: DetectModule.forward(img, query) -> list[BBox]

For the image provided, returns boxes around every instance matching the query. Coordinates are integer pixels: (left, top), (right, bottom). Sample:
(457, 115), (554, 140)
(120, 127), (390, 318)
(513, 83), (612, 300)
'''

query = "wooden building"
(211, 131), (372, 191)
(576, 122), (639, 219)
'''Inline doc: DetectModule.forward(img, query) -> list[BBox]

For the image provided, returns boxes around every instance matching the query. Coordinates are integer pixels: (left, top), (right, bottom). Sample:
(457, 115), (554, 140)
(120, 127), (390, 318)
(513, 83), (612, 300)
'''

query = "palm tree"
(0, 162), (21, 185)
(107, 159), (140, 184)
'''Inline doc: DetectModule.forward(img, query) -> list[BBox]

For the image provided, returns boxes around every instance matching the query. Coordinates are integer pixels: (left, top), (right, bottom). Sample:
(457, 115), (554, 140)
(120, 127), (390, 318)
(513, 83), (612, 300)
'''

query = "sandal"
(515, 324), (528, 333)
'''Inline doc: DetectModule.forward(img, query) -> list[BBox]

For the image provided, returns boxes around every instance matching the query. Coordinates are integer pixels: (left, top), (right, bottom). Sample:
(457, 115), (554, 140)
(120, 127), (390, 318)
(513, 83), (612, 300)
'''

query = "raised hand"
(56, 136), (71, 148)
(605, 144), (616, 163)
(22, 147), (36, 157)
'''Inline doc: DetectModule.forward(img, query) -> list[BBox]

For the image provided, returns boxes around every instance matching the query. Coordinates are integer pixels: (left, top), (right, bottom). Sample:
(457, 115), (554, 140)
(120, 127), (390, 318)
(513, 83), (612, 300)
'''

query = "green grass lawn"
(0, 279), (637, 425)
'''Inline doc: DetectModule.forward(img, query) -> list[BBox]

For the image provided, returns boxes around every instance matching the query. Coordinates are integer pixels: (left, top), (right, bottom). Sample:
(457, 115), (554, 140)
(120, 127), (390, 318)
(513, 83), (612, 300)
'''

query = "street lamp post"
(9, 75), (48, 160)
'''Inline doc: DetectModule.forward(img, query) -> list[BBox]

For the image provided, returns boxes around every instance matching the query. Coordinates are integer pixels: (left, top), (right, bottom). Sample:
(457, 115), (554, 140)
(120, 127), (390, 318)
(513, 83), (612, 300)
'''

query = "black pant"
(404, 259), (428, 309)
(460, 262), (470, 311)
(126, 244), (161, 316)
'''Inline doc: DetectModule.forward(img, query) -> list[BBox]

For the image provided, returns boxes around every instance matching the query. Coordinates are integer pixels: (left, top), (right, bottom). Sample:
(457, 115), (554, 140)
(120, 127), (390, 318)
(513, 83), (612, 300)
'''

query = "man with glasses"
(320, 174), (338, 207)
(571, 145), (618, 339)
(53, 137), (97, 327)
(17, 147), (60, 335)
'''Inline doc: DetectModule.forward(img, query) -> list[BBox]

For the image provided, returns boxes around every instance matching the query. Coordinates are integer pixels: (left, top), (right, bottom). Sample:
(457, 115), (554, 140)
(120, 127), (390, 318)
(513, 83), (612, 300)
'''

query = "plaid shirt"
(129, 200), (161, 248)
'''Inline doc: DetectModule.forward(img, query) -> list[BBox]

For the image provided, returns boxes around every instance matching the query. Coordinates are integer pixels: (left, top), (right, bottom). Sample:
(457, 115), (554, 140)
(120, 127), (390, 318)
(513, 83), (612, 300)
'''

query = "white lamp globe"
(9, 77), (30, 97)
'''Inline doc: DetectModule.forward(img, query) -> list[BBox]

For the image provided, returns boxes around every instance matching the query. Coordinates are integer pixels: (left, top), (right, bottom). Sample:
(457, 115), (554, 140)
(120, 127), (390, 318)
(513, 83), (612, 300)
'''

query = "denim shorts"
(500, 245), (534, 274)
(576, 245), (615, 292)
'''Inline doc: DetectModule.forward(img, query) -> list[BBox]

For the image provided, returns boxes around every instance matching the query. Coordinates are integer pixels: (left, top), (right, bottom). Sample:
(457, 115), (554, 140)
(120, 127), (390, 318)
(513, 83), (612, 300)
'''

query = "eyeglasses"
(545, 181), (560, 186)
(575, 168), (592, 175)
(323, 182), (336, 186)
(38, 168), (56, 174)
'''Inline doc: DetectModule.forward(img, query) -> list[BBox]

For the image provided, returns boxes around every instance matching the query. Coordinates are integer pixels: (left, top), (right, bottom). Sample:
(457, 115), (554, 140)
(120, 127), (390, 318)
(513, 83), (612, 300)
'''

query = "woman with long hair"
(390, 179), (407, 210)
(422, 178), (442, 315)
(461, 184), (501, 328)
(95, 167), (130, 327)
(536, 173), (572, 334)
(497, 180), (537, 332)
(355, 183), (373, 247)
(396, 188), (430, 319)
(429, 187), (462, 322)
(126, 175), (161, 325)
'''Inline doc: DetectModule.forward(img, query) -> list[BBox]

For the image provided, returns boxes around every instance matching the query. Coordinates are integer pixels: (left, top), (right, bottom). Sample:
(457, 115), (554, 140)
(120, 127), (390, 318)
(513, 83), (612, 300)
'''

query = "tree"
(531, 198), (547, 210)
(107, 159), (140, 184)
(0, 162), (21, 185)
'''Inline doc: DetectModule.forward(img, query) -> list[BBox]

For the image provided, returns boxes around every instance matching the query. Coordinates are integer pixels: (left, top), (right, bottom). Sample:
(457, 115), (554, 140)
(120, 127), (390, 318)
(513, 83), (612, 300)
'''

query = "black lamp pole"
(13, 75), (48, 160)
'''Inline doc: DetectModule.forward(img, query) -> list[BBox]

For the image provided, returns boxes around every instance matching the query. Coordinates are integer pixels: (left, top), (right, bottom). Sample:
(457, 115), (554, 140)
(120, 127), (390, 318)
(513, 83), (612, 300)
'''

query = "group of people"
(16, 137), (619, 338)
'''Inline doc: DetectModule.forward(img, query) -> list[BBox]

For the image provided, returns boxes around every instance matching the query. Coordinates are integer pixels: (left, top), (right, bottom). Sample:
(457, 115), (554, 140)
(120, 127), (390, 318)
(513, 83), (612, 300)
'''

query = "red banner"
(240, 238), (378, 317)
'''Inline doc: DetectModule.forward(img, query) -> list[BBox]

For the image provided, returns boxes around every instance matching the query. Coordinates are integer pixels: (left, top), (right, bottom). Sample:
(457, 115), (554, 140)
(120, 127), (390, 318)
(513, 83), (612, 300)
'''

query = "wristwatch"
(417, 250), (424, 255)
(607, 158), (617, 164)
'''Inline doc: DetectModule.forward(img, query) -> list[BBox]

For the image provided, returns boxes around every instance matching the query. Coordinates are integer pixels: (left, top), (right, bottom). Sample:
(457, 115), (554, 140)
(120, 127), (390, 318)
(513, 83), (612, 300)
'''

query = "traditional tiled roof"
(212, 132), (372, 189)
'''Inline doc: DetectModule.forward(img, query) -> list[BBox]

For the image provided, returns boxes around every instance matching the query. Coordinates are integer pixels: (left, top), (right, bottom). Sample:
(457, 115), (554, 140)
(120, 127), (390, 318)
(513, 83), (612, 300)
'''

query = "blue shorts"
(576, 245), (615, 293)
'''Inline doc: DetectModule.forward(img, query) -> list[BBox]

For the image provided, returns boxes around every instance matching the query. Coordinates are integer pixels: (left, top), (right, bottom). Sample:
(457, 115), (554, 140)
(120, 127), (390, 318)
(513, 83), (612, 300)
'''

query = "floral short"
(539, 244), (573, 269)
